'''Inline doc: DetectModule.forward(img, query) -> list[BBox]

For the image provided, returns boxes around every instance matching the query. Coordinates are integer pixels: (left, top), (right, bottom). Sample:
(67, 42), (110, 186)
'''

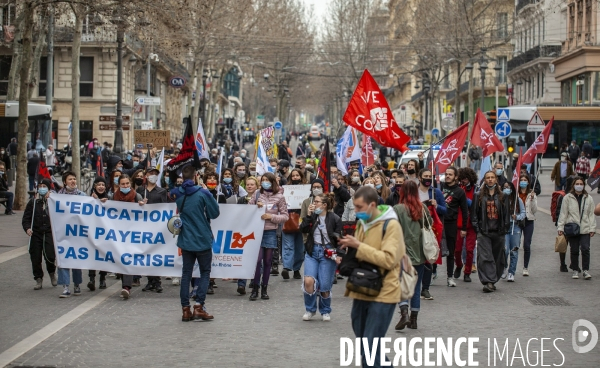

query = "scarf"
(222, 183), (233, 197)
(113, 188), (137, 202)
(93, 189), (108, 199)
(58, 186), (79, 195)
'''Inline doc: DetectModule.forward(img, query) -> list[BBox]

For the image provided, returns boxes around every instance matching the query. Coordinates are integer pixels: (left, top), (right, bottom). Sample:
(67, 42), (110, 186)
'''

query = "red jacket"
(457, 185), (475, 229)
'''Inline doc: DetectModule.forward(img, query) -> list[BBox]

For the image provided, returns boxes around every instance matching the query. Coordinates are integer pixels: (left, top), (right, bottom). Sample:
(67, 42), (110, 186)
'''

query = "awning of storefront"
(1, 101), (52, 120)
(503, 105), (600, 121)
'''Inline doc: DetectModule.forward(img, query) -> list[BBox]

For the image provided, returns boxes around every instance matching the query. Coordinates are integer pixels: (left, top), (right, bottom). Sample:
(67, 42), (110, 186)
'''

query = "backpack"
(551, 190), (565, 223)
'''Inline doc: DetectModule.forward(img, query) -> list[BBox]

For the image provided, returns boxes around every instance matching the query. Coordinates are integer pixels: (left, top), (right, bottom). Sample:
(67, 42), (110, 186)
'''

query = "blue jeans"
(28, 176), (35, 191)
(351, 300), (396, 368)
(180, 249), (212, 307)
(57, 268), (82, 286)
(302, 245), (336, 315)
(282, 232), (304, 271)
(0, 191), (14, 211)
(522, 219), (534, 268)
(504, 225), (522, 275)
(399, 263), (425, 311)
(556, 177), (567, 191)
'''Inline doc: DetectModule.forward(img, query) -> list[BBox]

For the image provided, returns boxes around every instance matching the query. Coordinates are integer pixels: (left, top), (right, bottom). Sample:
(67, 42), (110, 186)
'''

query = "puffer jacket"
(557, 193), (597, 235)
(524, 193), (538, 221)
(250, 189), (289, 231)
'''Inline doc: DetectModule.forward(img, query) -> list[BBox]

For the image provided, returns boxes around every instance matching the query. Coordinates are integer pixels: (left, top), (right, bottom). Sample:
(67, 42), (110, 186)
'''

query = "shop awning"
(0, 101), (52, 120)
(505, 105), (600, 121)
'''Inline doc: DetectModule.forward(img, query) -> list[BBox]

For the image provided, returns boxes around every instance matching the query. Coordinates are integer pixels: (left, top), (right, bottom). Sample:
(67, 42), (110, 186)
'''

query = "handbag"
(555, 234), (568, 253)
(399, 255), (418, 300)
(564, 197), (586, 238)
(422, 207), (440, 264)
(283, 212), (300, 233)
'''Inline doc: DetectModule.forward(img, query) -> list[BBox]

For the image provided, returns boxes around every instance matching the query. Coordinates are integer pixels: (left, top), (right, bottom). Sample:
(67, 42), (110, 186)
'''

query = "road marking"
(0, 245), (27, 264)
(0, 283), (121, 368)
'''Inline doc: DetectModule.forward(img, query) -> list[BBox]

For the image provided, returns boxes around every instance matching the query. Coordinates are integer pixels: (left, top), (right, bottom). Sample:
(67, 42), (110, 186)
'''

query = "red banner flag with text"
(512, 148), (524, 188)
(522, 117), (554, 165)
(343, 69), (410, 152)
(434, 122), (469, 174)
(361, 134), (375, 168)
(470, 108), (504, 157)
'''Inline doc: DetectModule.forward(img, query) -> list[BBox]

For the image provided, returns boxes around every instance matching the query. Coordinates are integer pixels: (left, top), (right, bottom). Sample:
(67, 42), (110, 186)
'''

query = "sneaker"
(270, 266), (279, 276)
(453, 267), (462, 279)
(302, 312), (315, 321)
(294, 271), (302, 279)
(121, 288), (130, 299)
(420, 289), (434, 300)
(336, 273), (343, 280)
(322, 313), (331, 321)
(59, 287), (71, 298)
(73, 285), (81, 296)
(471, 264), (477, 273)
(501, 268), (508, 279)
(463, 274), (471, 282)
(50, 273), (58, 287)
(108, 273), (116, 278)
(507, 273), (515, 282)
(172, 277), (180, 286)
(281, 269), (290, 280)
(572, 271), (579, 279)
(447, 277), (456, 287)
(34, 278), (43, 290)
(155, 284), (163, 293)
(522, 268), (529, 277)
(583, 270), (592, 280)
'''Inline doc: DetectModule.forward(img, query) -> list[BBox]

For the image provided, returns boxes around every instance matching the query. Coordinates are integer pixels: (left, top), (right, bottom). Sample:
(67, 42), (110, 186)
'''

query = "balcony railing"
(516, 0), (539, 14)
(507, 45), (562, 72)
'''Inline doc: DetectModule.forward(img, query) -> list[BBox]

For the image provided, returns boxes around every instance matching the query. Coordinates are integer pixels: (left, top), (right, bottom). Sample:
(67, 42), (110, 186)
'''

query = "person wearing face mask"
(87, 177), (109, 291)
(109, 174), (146, 299)
(385, 170), (405, 206)
(239, 149), (251, 166)
(471, 171), (511, 293)
(108, 170), (122, 195)
(22, 179), (57, 290)
(235, 176), (260, 294)
(136, 167), (168, 293)
(405, 159), (420, 183)
(557, 177), (596, 280)
(248, 173), (289, 300)
(372, 172), (391, 205)
(518, 174), (537, 277)
(131, 169), (145, 192)
(280, 169), (308, 281)
(56, 172), (87, 298)
(417, 168), (447, 300)
(455, 168), (477, 282)
(202, 171), (227, 204)
(0, 162), (15, 215)
(300, 192), (342, 321)
(332, 174), (351, 217)
(361, 177), (384, 205)
(248, 162), (258, 177)
(221, 168), (248, 202)
(233, 162), (248, 189)
(551, 152), (573, 191)
(501, 182), (526, 283)
(348, 169), (362, 192)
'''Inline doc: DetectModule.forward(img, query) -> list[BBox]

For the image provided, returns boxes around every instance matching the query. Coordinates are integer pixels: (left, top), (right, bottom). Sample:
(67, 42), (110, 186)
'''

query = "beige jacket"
(557, 193), (597, 234)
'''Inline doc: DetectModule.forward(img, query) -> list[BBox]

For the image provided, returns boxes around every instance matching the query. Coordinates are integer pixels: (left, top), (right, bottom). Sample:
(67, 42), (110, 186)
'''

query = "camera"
(324, 248), (338, 261)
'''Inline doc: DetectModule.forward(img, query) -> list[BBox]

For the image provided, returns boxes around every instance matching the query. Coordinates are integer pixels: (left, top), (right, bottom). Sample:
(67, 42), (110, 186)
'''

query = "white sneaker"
(507, 273), (515, 282)
(572, 271), (579, 279)
(583, 270), (592, 280)
(108, 273), (116, 278)
(172, 277), (180, 286)
(447, 277), (456, 287)
(501, 268), (508, 279)
(302, 312), (315, 321)
(522, 268), (529, 276)
(322, 313), (331, 321)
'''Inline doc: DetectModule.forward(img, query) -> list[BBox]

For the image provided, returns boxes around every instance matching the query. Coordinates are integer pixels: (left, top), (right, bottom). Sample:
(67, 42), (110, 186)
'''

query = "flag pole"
(421, 135), (449, 155)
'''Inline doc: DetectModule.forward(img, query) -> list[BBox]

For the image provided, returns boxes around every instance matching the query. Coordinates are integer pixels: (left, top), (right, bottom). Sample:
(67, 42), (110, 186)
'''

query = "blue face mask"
(127, 154), (132, 160)
(519, 181), (528, 188)
(502, 188), (511, 195)
(120, 187), (131, 194)
(165, 177), (170, 185)
(114, 177), (119, 185)
(223, 177), (233, 184)
(117, 167), (123, 172)
(495, 169), (503, 176)
(38, 187), (48, 196)
(375, 184), (382, 190)
(261, 182), (272, 190)
(314, 207), (323, 215)
(133, 161), (139, 168)
(355, 205), (373, 221)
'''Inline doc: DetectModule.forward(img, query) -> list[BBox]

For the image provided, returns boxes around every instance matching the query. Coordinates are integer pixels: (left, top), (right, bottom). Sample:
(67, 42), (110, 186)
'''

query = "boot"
(261, 285), (270, 300)
(99, 279), (107, 289)
(87, 277), (96, 291)
(182, 306), (192, 322)
(249, 285), (259, 301)
(193, 304), (214, 320)
(50, 273), (58, 287)
(34, 278), (43, 290)
(270, 265), (279, 276)
(408, 311), (419, 329)
(394, 306), (410, 330)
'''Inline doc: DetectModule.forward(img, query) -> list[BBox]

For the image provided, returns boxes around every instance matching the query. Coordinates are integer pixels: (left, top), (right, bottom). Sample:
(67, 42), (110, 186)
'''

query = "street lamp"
(112, 12), (126, 156)
(465, 48), (494, 112)
(200, 69), (208, 126)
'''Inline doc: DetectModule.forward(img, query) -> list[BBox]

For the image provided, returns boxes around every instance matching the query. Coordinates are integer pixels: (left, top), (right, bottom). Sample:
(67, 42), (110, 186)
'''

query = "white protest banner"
(48, 195), (264, 278)
(281, 184), (311, 209)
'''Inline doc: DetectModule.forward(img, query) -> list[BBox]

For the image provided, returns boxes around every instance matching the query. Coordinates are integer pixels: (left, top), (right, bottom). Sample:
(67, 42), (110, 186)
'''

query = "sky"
(302, 0), (330, 22)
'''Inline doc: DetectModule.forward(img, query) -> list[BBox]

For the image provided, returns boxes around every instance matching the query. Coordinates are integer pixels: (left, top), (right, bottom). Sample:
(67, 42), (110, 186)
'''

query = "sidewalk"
(0, 211), (28, 254)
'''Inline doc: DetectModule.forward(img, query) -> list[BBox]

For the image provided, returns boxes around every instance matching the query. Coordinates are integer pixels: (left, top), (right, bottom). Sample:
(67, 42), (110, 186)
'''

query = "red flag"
(588, 160), (600, 190)
(512, 148), (524, 188)
(317, 137), (331, 193)
(96, 152), (104, 177)
(343, 69), (410, 151)
(434, 122), (469, 174)
(361, 134), (375, 167)
(37, 161), (51, 181)
(522, 117), (554, 165)
(470, 108), (504, 157)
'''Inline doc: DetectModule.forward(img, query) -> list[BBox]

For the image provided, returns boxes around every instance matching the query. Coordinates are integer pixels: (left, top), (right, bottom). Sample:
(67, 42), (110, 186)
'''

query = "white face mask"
(148, 175), (158, 184)
(365, 183), (375, 188)
(561, 156), (566, 162)
(574, 185), (584, 192)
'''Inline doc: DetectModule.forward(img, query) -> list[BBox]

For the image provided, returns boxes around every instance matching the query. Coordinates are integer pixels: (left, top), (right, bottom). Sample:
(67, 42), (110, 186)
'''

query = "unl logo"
(213, 231), (255, 255)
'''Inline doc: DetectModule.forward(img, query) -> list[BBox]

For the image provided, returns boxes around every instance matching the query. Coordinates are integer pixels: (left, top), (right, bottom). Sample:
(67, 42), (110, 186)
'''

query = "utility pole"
(43, 9), (54, 148)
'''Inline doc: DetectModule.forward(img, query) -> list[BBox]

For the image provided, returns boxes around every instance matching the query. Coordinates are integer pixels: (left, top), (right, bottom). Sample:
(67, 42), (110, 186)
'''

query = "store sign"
(99, 115), (130, 122)
(99, 124), (130, 131)
(169, 76), (186, 88)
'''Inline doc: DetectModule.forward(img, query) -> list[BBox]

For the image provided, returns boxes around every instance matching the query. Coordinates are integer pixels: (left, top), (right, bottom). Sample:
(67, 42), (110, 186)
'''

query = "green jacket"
(393, 204), (431, 266)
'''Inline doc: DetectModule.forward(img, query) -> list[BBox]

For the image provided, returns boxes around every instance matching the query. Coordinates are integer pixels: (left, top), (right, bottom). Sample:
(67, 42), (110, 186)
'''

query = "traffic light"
(486, 110), (497, 124)
(507, 138), (516, 153)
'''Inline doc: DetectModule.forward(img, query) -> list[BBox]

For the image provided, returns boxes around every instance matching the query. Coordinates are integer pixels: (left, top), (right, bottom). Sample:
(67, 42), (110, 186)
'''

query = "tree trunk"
(467, 68), (474, 137)
(454, 62), (461, 131)
(14, 2), (34, 211)
(7, 18), (24, 101)
(28, 14), (48, 100)
(70, 11), (83, 186)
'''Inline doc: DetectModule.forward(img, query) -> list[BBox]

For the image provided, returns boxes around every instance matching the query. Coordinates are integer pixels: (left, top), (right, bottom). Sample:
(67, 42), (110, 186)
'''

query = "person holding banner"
(236, 176), (260, 295)
(109, 174), (145, 300)
(176, 165), (220, 322)
(56, 171), (87, 298)
(108, 170), (122, 196)
(234, 162), (248, 189)
(249, 173), (289, 301)
(87, 177), (109, 291)
(501, 182), (525, 283)
(300, 192), (342, 321)
(22, 178), (57, 290)
(281, 169), (307, 281)
(204, 171), (227, 204)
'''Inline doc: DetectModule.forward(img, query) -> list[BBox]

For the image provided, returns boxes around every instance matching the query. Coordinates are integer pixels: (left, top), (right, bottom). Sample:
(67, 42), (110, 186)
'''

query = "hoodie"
(175, 179), (220, 252)
(345, 205), (405, 304)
